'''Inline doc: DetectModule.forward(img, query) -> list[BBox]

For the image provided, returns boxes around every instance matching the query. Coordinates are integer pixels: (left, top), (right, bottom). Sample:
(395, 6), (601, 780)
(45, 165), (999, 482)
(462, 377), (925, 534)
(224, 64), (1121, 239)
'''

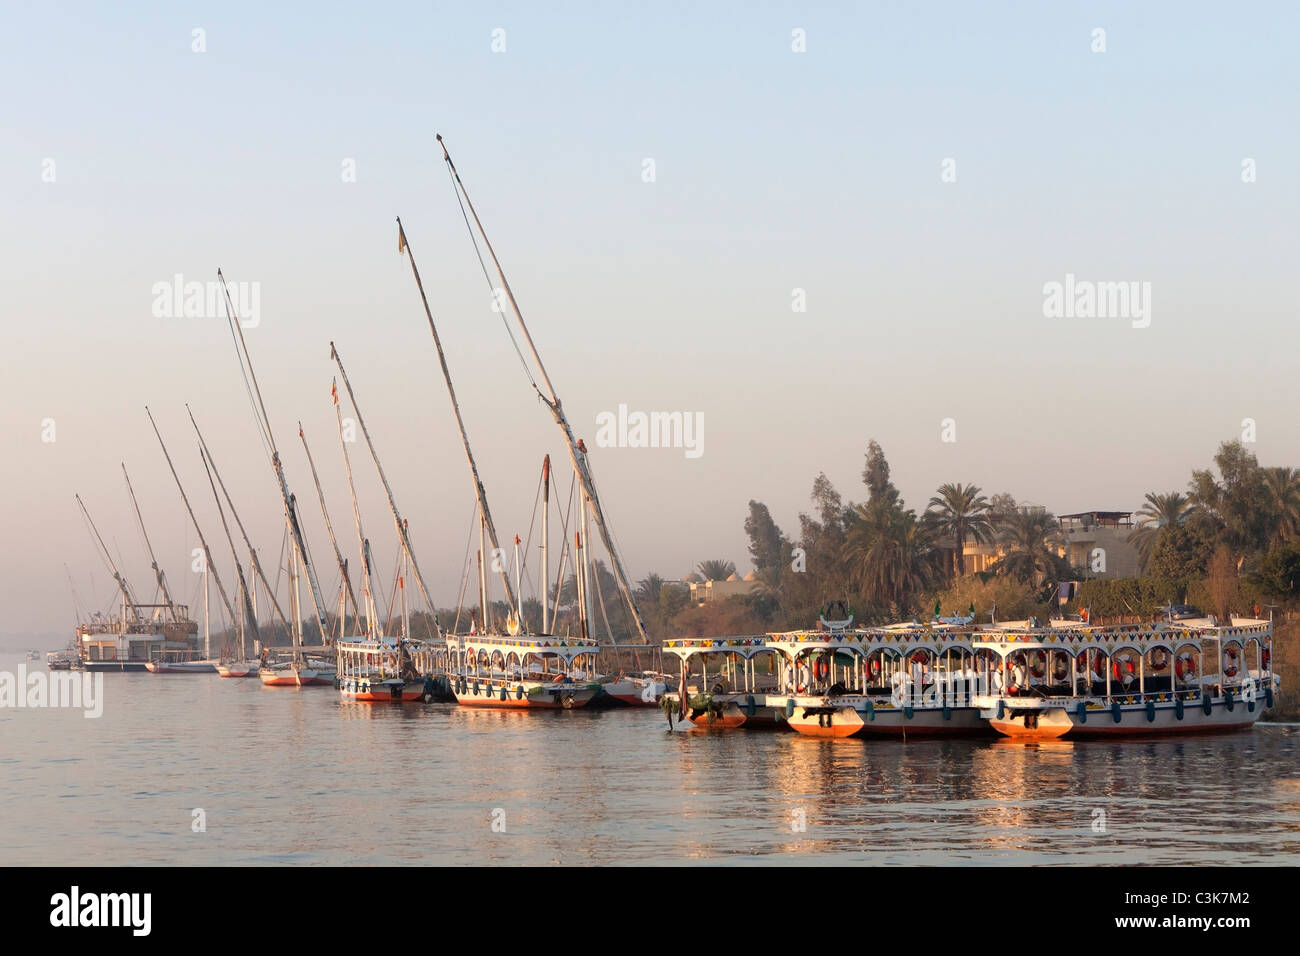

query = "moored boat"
(337, 637), (438, 702)
(971, 616), (1280, 739)
(447, 635), (600, 709)
(770, 618), (993, 739)
(662, 636), (782, 728)
(145, 658), (218, 674)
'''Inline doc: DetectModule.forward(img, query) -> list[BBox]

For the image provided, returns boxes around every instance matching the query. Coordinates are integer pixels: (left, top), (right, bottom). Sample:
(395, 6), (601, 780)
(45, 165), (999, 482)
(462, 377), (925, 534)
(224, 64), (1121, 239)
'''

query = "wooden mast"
(144, 407), (239, 639)
(75, 493), (140, 624)
(332, 377), (381, 640)
(328, 341), (442, 639)
(198, 445), (261, 659)
(298, 419), (361, 632)
(185, 405), (292, 637)
(217, 268), (331, 649)
(435, 135), (648, 643)
(394, 220), (520, 620)
(121, 463), (177, 622)
(541, 455), (551, 633)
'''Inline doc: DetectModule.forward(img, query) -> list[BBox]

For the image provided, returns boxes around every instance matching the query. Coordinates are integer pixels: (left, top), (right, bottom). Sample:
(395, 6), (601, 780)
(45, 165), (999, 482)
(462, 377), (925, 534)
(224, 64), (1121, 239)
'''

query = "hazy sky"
(3, 2), (1298, 638)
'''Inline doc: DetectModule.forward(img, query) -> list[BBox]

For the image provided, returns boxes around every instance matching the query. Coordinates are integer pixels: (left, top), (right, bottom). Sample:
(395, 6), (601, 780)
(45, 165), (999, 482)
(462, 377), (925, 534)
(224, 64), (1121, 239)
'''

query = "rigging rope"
(451, 501), (478, 635)
(443, 159), (537, 390)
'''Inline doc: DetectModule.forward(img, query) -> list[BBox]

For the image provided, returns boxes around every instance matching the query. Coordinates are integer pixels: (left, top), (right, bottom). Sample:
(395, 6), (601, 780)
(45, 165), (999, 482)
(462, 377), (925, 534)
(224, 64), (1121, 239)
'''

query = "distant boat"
(145, 659), (218, 674)
(25, 650), (40, 662)
(70, 479), (201, 673)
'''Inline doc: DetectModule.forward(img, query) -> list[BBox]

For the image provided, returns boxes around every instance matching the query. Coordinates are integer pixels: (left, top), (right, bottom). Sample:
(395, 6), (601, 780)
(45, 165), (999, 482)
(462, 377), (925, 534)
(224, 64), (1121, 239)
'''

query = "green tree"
(744, 500), (788, 595)
(1253, 542), (1300, 599)
(992, 508), (1067, 585)
(1263, 466), (1300, 546)
(696, 559), (737, 582)
(1145, 520), (1217, 581)
(845, 504), (942, 615)
(1189, 440), (1273, 555)
(1127, 491), (1195, 571)
(927, 482), (993, 577)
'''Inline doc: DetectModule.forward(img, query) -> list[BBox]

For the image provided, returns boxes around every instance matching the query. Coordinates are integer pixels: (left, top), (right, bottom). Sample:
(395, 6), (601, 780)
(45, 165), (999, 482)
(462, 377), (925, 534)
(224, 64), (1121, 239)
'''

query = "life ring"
(552, 673), (568, 683)
(1112, 656), (1136, 682)
(869, 658), (880, 676)
(1052, 658), (1069, 681)
(1029, 653), (1046, 680)
(1222, 646), (1240, 679)
(910, 652), (927, 666)
(1149, 648), (1169, 672)
(813, 657), (829, 681)
(1262, 649), (1271, 670)
(1091, 654), (1105, 678)
(1175, 654), (1197, 681)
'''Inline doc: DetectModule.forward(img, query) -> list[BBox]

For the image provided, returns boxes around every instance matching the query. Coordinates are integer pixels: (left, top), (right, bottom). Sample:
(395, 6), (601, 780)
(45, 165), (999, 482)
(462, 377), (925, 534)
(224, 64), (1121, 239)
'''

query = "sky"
(2, 1), (1298, 640)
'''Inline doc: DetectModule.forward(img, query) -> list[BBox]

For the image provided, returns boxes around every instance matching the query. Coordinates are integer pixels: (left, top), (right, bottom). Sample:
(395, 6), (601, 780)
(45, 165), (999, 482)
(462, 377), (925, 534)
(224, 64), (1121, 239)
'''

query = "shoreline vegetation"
(204, 437), (1299, 720)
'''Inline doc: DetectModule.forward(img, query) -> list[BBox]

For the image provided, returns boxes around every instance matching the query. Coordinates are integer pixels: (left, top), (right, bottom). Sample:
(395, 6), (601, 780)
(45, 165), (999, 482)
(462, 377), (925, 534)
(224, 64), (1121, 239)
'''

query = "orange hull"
(787, 719), (860, 738)
(687, 712), (747, 729)
(343, 687), (426, 702)
(989, 718), (1071, 739)
(458, 696), (565, 709)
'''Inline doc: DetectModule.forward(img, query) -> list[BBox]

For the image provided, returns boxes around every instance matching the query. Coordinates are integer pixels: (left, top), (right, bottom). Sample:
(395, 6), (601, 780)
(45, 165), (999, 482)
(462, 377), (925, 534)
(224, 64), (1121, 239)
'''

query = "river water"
(2, 653), (1297, 865)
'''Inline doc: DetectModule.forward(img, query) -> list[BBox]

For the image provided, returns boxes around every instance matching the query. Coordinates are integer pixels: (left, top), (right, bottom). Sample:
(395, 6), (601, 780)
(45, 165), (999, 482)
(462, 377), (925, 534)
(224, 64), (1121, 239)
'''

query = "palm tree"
(635, 573), (665, 617)
(696, 559), (736, 582)
(927, 482), (993, 577)
(1127, 491), (1195, 571)
(844, 505), (942, 614)
(992, 507), (1066, 585)
(1263, 467), (1300, 545)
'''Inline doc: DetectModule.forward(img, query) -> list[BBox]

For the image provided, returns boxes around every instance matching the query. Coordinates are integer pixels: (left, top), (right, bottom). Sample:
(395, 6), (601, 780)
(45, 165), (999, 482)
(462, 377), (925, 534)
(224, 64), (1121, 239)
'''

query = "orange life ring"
(869, 659), (880, 676)
(813, 658), (829, 680)
(1052, 658), (1069, 681)
(910, 652), (927, 666)
(1222, 647), (1240, 679)
(1175, 654), (1197, 681)
(1149, 649), (1169, 672)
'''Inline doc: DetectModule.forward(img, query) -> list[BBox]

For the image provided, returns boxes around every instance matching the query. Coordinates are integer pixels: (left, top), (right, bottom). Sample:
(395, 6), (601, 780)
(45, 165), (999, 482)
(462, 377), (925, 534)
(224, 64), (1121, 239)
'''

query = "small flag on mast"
(398, 225), (407, 255)
(331, 380), (338, 405)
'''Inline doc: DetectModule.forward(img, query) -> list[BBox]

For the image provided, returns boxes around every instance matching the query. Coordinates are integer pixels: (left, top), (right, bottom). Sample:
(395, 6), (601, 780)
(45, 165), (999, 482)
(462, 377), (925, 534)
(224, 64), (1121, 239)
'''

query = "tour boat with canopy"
(661, 636), (783, 728)
(970, 615), (1280, 738)
(770, 617), (993, 738)
(446, 634), (601, 709)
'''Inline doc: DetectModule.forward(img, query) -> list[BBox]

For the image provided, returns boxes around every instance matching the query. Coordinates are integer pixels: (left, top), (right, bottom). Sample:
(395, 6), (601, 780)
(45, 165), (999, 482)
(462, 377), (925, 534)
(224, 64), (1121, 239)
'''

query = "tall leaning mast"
(435, 134), (648, 643)
(392, 227), (520, 624)
(121, 463), (178, 623)
(329, 342), (443, 638)
(217, 269), (332, 648)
